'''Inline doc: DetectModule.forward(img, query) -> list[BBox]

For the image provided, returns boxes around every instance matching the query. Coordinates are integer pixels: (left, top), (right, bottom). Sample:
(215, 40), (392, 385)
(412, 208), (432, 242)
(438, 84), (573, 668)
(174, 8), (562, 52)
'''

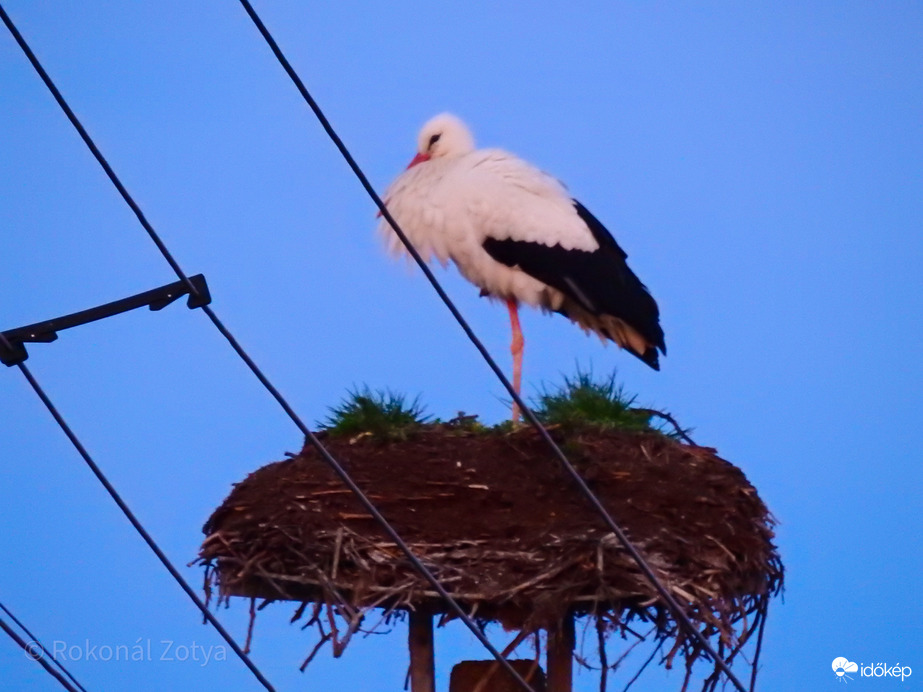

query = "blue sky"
(2, 1), (921, 690)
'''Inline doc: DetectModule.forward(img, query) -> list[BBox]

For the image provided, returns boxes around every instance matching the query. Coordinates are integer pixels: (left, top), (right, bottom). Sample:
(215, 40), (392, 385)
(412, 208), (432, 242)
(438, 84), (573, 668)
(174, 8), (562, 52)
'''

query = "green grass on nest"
(319, 387), (429, 439)
(532, 369), (652, 431)
(531, 369), (693, 440)
(319, 370), (691, 441)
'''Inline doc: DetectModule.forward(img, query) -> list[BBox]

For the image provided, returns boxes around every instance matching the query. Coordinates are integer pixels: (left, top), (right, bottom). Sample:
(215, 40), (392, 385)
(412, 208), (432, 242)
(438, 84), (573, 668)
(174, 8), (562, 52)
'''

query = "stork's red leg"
(506, 299), (524, 421)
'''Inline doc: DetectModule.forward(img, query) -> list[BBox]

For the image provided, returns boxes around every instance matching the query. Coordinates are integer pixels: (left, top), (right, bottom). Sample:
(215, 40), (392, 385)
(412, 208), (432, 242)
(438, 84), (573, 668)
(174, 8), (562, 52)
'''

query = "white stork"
(379, 113), (665, 420)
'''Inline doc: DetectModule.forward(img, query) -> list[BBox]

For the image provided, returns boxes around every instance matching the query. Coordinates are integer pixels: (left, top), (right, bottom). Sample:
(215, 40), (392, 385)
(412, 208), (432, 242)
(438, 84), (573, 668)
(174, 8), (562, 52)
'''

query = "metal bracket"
(1, 274), (211, 366)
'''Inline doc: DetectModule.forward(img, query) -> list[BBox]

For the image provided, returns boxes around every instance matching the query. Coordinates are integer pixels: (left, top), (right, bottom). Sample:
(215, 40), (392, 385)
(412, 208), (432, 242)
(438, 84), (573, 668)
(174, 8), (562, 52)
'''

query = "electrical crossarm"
(0, 274), (210, 366)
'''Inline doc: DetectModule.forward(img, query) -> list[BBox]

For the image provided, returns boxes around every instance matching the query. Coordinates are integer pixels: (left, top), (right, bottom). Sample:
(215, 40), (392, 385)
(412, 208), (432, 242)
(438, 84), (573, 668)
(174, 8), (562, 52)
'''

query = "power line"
(0, 613), (81, 692)
(0, 600), (87, 692)
(0, 2), (199, 300)
(0, 5), (278, 687)
(0, 6), (537, 691)
(233, 2), (749, 690)
(0, 345), (276, 692)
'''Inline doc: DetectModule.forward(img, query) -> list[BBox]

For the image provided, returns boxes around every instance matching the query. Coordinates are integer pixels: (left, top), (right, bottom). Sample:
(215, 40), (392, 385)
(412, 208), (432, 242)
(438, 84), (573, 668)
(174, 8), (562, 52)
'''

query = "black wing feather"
(482, 200), (666, 359)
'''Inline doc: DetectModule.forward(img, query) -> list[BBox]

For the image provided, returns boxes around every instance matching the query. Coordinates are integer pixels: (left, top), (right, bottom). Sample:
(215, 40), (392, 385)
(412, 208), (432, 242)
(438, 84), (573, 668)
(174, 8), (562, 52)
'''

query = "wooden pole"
(409, 607), (436, 692)
(546, 614), (574, 692)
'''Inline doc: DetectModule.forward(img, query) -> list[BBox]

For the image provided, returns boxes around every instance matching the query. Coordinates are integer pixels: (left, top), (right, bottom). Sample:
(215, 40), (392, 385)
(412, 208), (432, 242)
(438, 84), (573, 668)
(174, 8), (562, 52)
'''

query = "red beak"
(406, 152), (431, 169)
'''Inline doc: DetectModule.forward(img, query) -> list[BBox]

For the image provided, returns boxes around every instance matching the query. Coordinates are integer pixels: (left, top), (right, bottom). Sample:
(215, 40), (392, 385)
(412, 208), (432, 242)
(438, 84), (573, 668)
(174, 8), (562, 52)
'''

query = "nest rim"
(198, 423), (783, 669)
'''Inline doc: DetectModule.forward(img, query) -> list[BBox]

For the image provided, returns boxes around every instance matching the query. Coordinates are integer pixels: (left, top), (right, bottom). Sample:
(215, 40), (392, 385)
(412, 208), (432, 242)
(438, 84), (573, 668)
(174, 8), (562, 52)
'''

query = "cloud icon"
(832, 657), (859, 677)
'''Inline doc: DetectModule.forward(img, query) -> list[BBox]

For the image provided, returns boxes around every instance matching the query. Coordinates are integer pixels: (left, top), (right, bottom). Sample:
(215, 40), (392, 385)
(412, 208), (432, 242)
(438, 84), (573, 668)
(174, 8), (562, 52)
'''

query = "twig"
(290, 601), (309, 624)
(299, 628), (333, 672)
(634, 409), (696, 445)
(501, 559), (577, 601)
(623, 639), (664, 691)
(597, 618), (608, 692)
(748, 597), (769, 692)
(244, 598), (257, 653)
(332, 527), (344, 579)
(608, 626), (655, 672)
(680, 651), (695, 692)
(302, 602), (323, 630)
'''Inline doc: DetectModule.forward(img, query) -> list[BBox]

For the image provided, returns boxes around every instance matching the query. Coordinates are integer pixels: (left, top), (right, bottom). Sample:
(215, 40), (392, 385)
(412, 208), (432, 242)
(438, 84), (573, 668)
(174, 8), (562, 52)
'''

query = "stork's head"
(407, 113), (475, 168)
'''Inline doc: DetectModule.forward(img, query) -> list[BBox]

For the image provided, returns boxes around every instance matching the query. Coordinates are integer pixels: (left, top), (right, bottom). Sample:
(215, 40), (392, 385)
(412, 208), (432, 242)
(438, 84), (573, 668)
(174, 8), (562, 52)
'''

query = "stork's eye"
(428, 133), (441, 149)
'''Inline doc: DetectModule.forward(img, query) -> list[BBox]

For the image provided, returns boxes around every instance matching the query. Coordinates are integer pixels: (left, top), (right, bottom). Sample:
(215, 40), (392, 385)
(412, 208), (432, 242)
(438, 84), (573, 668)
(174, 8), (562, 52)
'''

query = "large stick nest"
(199, 423), (782, 675)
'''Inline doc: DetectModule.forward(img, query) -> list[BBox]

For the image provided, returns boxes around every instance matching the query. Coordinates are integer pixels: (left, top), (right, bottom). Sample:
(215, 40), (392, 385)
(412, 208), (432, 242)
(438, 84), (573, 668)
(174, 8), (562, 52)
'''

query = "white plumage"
(379, 113), (665, 419)
(381, 115), (593, 304)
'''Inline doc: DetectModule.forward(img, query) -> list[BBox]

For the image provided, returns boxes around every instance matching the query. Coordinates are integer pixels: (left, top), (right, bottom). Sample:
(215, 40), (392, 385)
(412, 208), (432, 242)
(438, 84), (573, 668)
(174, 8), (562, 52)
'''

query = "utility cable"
(0, 2), (198, 299)
(0, 7), (537, 691)
(0, 344), (276, 692)
(234, 2), (748, 690)
(0, 600), (87, 692)
(0, 614), (81, 692)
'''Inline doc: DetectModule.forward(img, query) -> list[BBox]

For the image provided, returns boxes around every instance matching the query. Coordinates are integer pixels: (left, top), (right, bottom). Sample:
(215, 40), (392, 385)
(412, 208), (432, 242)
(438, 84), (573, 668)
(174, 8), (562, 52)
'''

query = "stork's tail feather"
(631, 345), (661, 371)
(557, 305), (664, 372)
